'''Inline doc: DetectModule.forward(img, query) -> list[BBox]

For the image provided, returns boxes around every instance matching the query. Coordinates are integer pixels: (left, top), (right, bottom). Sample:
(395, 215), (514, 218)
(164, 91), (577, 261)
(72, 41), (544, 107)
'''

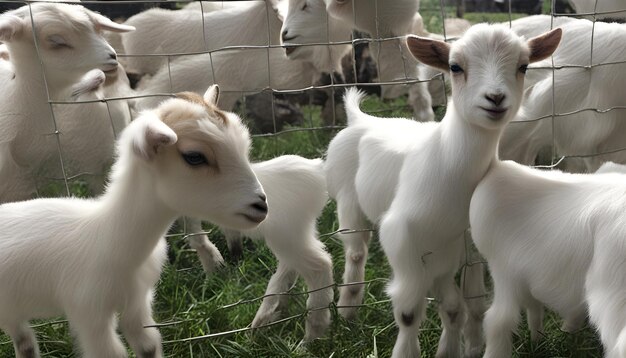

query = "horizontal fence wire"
(0, 0), (623, 352)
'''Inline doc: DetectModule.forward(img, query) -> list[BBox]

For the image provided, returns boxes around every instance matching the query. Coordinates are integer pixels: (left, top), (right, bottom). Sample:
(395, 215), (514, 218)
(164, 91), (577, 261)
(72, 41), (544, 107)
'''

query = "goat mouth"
(284, 46), (297, 56)
(481, 107), (508, 120)
(240, 212), (266, 224)
(102, 63), (119, 73)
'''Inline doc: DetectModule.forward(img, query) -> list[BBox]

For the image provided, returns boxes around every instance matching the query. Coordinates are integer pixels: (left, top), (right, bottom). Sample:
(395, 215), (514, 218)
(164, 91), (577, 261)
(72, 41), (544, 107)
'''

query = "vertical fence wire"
(0, 0), (624, 352)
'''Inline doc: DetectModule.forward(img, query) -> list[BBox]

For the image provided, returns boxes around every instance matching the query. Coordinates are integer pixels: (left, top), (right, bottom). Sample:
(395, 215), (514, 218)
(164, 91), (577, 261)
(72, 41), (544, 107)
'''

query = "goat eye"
(450, 64), (463, 73)
(519, 64), (528, 74)
(181, 152), (208, 166)
(47, 35), (72, 49)
(302, 1), (308, 10)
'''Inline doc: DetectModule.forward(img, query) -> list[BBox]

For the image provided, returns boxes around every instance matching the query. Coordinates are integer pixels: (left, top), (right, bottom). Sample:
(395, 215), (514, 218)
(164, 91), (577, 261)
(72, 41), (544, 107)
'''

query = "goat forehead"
(15, 3), (93, 33)
(453, 24), (527, 63)
(158, 99), (251, 155)
(159, 97), (226, 127)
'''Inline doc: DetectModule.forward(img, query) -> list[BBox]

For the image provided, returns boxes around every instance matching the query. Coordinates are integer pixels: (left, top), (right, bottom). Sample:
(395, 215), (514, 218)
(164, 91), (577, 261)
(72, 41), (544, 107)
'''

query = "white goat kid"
(568, 0), (626, 21)
(0, 3), (134, 201)
(121, 1), (282, 76)
(0, 85), (268, 358)
(279, 0), (351, 80)
(326, 25), (562, 357)
(470, 160), (626, 358)
(189, 155), (334, 341)
(136, 0), (351, 111)
(499, 17), (626, 172)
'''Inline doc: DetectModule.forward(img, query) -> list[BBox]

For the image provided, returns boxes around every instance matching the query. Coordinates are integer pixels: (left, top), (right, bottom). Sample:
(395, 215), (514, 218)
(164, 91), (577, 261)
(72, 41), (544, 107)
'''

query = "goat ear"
(133, 114), (178, 161)
(267, 0), (285, 21)
(88, 11), (135, 33)
(406, 35), (451, 72)
(528, 28), (562, 63)
(0, 44), (8, 61)
(0, 15), (24, 42)
(203, 85), (220, 106)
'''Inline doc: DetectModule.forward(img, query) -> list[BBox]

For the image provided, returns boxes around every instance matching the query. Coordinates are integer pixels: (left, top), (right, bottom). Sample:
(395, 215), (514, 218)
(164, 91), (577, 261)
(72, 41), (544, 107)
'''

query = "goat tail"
(343, 87), (367, 126)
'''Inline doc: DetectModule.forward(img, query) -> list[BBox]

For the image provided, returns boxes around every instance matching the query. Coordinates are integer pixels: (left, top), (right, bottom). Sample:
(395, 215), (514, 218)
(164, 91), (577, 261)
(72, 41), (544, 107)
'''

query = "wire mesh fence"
(0, 0), (623, 355)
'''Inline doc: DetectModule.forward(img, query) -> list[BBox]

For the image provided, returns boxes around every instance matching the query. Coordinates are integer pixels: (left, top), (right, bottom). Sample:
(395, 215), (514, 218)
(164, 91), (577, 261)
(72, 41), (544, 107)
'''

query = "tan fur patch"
(175, 92), (229, 125)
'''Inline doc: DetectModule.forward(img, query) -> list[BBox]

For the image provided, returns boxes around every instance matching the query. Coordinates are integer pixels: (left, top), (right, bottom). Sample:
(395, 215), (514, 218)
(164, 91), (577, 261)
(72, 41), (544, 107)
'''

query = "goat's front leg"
(432, 267), (465, 358)
(119, 288), (163, 358)
(4, 321), (40, 358)
(186, 217), (224, 274)
(69, 311), (127, 358)
(251, 261), (297, 329)
(483, 271), (521, 358)
(380, 215), (429, 358)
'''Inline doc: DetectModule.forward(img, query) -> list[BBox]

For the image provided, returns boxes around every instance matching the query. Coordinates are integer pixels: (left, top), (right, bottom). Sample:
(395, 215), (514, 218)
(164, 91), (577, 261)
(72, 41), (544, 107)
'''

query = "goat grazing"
(0, 85), (268, 358)
(0, 2), (134, 201)
(325, 25), (561, 357)
(189, 155), (334, 341)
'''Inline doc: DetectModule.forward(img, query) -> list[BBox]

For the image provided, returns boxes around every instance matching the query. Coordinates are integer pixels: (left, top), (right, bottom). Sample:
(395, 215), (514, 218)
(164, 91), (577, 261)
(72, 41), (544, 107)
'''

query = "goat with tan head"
(0, 85), (267, 358)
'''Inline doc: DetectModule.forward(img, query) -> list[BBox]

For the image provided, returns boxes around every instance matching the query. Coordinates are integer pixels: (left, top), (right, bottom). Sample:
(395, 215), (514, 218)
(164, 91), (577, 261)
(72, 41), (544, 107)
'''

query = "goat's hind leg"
(4, 321), (40, 358)
(264, 234), (334, 341)
(336, 198), (371, 320)
(525, 295), (545, 343)
(460, 260), (486, 357)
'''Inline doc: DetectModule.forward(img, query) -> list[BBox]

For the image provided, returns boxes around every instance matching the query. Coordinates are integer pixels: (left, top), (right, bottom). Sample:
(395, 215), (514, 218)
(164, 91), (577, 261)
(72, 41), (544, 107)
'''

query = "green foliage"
(463, 12), (528, 24)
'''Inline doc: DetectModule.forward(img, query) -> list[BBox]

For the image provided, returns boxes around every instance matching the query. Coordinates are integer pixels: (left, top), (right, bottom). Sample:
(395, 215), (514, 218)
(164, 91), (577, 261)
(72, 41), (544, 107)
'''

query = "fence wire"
(0, 0), (623, 353)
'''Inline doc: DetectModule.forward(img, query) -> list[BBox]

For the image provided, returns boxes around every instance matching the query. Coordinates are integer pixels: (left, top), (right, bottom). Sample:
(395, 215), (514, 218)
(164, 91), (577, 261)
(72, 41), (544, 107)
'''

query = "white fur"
(0, 87), (267, 358)
(470, 160), (626, 358)
(189, 155), (334, 341)
(500, 16), (626, 172)
(120, 1), (282, 76)
(135, 0), (351, 111)
(569, 0), (626, 21)
(325, 25), (561, 357)
(181, 1), (247, 12)
(0, 3), (134, 202)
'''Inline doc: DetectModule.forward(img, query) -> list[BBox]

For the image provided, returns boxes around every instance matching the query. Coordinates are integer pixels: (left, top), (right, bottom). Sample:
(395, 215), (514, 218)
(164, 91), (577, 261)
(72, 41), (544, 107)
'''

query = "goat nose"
(258, 193), (267, 203)
(281, 29), (289, 41)
(485, 93), (505, 106)
(251, 199), (268, 214)
(109, 52), (117, 60)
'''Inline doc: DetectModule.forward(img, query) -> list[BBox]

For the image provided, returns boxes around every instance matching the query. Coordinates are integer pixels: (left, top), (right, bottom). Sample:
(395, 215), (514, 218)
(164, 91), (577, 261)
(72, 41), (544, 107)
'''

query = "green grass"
(0, 8), (606, 358)
(0, 95), (604, 357)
